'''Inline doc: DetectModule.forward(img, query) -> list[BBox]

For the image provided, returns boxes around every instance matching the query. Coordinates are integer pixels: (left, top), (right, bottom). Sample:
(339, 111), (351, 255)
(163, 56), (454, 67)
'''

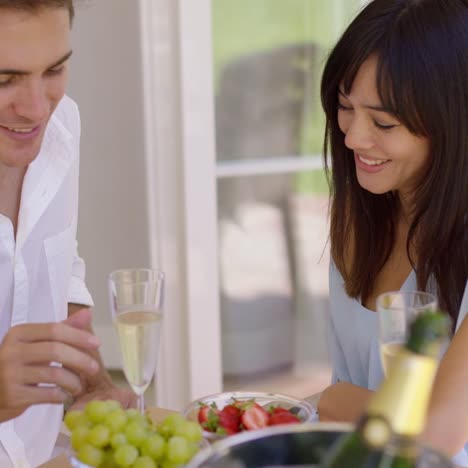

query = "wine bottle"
(321, 310), (451, 468)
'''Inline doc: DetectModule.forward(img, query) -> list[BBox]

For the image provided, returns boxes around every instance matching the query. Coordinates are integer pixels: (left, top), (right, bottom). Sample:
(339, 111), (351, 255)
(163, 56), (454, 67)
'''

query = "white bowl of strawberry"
(182, 391), (315, 442)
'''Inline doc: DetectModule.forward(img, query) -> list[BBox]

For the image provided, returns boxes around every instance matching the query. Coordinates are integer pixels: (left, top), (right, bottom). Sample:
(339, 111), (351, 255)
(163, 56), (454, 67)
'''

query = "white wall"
(67, 0), (150, 367)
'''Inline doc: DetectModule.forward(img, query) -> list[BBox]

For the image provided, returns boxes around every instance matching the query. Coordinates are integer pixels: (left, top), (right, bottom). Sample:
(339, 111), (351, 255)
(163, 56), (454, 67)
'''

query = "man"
(0, 1), (134, 466)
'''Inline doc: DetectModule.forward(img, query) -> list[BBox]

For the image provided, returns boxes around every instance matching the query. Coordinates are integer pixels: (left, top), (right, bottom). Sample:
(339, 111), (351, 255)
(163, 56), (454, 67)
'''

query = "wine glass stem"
(138, 393), (145, 415)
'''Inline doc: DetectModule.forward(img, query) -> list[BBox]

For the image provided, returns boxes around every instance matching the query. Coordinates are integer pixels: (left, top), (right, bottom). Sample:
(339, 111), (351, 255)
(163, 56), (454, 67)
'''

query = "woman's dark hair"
(0, 0), (74, 22)
(321, 0), (468, 323)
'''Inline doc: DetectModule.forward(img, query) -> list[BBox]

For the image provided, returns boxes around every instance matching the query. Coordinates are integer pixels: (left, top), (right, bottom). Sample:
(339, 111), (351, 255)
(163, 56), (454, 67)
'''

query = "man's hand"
(68, 385), (137, 411)
(0, 321), (101, 423)
(65, 308), (137, 411)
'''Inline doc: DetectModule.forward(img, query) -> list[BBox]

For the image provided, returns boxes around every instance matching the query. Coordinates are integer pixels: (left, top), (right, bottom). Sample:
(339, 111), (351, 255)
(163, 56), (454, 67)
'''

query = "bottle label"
(367, 350), (437, 436)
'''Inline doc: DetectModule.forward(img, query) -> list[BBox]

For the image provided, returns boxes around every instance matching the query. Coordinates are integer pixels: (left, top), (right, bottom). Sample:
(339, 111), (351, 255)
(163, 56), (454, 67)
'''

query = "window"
(211, 0), (363, 395)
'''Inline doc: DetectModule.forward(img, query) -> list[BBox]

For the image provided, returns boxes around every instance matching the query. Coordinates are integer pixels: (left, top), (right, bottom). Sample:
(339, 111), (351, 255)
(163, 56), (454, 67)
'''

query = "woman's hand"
(317, 381), (373, 423)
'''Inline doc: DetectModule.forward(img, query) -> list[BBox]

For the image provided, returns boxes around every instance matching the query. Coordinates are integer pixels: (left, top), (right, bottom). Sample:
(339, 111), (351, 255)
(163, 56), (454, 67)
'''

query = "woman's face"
(337, 55), (430, 205)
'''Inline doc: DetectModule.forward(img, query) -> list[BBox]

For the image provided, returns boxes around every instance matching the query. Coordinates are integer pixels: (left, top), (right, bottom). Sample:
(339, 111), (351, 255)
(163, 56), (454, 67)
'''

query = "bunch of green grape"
(64, 400), (203, 468)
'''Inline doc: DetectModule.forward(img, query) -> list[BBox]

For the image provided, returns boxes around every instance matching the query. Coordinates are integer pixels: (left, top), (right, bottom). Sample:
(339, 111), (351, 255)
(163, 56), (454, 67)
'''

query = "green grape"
(126, 408), (140, 419)
(105, 408), (128, 433)
(173, 421), (202, 443)
(158, 414), (186, 438)
(110, 432), (128, 449)
(71, 426), (90, 451)
(71, 406), (201, 467)
(106, 400), (122, 411)
(86, 400), (113, 423)
(125, 421), (147, 447)
(113, 444), (139, 467)
(64, 410), (90, 431)
(77, 443), (104, 467)
(101, 450), (119, 468)
(141, 433), (166, 460)
(126, 409), (147, 425)
(166, 436), (191, 465)
(132, 455), (157, 468)
(187, 441), (200, 459)
(159, 461), (183, 468)
(87, 423), (111, 448)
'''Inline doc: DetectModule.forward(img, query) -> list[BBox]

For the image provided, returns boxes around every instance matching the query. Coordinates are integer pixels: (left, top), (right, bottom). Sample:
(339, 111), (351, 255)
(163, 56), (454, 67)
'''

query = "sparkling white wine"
(380, 342), (403, 376)
(115, 310), (162, 395)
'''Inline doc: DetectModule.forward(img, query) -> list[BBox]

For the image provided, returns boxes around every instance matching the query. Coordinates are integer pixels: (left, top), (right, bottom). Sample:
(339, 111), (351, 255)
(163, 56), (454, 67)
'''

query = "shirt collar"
(16, 110), (76, 250)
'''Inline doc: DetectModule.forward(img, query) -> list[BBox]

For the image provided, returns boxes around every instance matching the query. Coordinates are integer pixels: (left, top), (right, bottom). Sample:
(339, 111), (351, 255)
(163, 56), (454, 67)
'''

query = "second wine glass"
(108, 268), (165, 414)
(377, 290), (437, 376)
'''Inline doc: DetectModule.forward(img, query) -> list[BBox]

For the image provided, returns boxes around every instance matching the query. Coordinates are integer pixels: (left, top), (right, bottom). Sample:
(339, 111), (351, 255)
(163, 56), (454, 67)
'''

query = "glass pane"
(218, 172), (331, 396)
(213, 0), (363, 161)
(212, 0), (362, 397)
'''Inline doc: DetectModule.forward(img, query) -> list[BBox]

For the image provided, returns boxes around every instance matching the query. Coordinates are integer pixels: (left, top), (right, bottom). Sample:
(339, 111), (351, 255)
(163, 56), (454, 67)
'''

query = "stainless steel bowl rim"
(69, 422), (453, 468)
(185, 422), (353, 468)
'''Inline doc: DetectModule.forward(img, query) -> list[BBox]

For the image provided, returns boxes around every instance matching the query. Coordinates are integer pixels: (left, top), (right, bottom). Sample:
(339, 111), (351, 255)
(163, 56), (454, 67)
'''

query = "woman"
(317, 0), (468, 464)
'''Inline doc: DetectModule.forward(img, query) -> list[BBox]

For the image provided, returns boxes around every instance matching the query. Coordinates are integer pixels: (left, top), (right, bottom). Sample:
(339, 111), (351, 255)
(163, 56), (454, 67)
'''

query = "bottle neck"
(367, 349), (438, 437)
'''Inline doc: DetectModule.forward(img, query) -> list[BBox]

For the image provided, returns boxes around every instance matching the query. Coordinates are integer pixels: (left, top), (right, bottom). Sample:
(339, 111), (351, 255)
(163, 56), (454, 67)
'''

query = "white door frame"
(139, 0), (222, 410)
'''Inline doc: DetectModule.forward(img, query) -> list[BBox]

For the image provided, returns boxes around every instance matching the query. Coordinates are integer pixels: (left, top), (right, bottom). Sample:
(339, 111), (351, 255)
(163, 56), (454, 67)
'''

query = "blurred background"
(68, 0), (365, 410)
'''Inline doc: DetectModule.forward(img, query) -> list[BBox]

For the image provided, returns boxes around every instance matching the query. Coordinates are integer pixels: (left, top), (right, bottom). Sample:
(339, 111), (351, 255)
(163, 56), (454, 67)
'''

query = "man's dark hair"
(0, 0), (74, 22)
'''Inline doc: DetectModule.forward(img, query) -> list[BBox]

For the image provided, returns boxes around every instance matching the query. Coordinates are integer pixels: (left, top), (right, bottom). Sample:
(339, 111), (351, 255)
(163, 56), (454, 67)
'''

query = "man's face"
(0, 7), (71, 170)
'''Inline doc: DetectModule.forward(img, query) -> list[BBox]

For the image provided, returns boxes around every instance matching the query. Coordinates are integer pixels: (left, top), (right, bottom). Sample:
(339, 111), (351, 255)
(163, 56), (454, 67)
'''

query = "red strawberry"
(240, 403), (269, 430)
(218, 404), (241, 434)
(198, 403), (220, 432)
(268, 411), (300, 426)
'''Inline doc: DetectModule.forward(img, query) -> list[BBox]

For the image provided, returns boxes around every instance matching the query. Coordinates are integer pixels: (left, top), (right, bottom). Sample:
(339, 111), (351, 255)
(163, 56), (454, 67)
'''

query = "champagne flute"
(377, 290), (437, 375)
(108, 268), (165, 414)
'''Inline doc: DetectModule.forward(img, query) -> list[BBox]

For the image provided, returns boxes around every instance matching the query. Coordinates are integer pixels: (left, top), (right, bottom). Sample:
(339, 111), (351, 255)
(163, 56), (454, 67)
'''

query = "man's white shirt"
(0, 95), (93, 468)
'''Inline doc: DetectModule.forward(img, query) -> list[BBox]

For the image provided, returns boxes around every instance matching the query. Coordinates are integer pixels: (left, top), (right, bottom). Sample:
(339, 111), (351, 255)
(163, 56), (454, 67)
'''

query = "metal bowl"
(185, 422), (454, 467)
(182, 391), (317, 442)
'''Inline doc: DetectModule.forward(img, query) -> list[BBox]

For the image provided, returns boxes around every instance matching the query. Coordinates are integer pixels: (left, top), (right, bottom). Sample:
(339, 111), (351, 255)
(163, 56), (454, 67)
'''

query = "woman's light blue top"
(328, 261), (468, 466)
